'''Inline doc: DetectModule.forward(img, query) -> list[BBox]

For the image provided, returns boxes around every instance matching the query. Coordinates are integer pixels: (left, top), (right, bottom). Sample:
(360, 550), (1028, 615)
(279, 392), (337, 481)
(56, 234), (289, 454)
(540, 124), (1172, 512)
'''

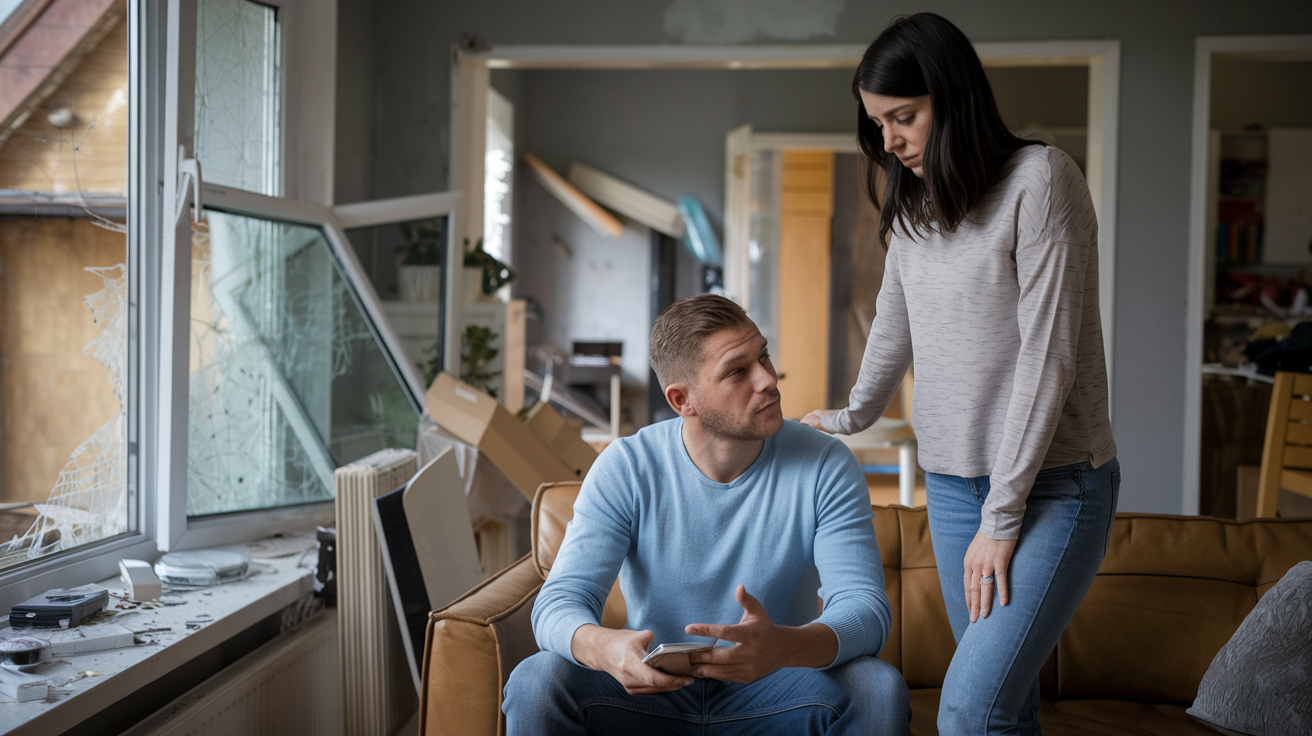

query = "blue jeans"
(503, 650), (911, 735)
(925, 458), (1120, 736)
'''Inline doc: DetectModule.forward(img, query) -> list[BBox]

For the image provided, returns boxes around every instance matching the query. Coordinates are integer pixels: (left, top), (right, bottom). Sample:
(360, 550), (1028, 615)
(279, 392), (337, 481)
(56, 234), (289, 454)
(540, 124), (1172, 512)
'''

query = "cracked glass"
(0, 9), (129, 570)
(194, 0), (281, 195)
(187, 210), (416, 517)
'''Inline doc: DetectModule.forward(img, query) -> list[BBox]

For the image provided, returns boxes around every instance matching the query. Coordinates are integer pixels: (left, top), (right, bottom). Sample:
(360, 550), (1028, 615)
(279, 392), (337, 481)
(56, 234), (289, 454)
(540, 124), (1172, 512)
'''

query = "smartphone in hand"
(641, 641), (718, 676)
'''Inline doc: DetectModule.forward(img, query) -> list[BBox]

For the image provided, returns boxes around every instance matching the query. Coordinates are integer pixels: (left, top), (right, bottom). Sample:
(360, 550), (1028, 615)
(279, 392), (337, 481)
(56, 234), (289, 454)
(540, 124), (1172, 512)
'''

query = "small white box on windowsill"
(118, 558), (161, 602)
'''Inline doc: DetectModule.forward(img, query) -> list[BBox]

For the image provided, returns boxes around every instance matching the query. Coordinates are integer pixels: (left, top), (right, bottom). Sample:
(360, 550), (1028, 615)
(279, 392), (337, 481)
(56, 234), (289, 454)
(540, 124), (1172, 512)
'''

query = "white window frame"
(156, 0), (463, 551)
(0, 0), (163, 612)
(0, 1), (462, 610)
(158, 183), (461, 550)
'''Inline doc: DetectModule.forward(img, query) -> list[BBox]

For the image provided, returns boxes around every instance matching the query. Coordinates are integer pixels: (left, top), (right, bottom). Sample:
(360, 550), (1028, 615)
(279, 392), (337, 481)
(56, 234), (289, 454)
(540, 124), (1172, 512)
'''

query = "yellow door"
(777, 150), (833, 419)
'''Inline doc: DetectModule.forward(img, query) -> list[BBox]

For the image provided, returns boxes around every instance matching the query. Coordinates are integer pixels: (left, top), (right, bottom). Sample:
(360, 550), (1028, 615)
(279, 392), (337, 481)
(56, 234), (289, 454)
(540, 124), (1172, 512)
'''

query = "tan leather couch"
(420, 481), (1312, 735)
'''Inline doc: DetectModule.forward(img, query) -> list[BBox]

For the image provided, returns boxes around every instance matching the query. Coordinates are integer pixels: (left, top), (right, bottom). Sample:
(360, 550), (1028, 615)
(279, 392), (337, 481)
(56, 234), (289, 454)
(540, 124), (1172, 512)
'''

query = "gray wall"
(337, 0), (1312, 516)
(987, 66), (1088, 129)
(498, 68), (858, 429)
(497, 65), (1087, 430)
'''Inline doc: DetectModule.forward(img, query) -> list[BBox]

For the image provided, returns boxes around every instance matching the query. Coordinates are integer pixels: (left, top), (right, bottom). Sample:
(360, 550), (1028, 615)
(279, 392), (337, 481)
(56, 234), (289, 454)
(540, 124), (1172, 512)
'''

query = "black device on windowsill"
(8, 584), (108, 629)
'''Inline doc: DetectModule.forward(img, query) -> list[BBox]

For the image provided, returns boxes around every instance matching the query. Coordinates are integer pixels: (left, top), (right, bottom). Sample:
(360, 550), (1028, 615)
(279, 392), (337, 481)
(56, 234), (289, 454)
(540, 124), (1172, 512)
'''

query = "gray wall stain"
(663, 0), (848, 43)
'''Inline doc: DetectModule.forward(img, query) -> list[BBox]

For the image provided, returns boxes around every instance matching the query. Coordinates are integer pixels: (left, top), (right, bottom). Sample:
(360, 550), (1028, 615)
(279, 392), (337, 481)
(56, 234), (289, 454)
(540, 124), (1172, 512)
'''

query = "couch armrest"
(419, 554), (543, 736)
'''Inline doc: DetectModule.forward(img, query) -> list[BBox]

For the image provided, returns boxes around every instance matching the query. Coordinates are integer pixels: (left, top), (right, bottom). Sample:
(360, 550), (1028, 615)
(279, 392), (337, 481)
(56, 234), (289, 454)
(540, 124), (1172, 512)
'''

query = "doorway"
(1185, 35), (1312, 516)
(453, 41), (1121, 431)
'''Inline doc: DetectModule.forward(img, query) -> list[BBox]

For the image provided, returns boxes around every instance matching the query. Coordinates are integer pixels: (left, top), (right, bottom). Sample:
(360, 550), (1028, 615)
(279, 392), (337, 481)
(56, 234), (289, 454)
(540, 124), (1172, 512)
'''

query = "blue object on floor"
(677, 195), (723, 267)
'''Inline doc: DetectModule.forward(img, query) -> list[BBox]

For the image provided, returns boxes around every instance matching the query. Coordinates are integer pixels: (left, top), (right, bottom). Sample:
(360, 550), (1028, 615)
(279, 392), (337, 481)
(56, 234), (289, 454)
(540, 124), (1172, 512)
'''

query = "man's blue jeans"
(926, 458), (1120, 735)
(503, 650), (911, 735)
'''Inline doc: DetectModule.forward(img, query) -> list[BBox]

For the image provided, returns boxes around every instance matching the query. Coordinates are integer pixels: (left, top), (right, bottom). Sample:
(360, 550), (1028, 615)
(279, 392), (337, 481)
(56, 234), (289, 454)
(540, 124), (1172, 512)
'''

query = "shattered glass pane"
(194, 0), (281, 195)
(188, 210), (417, 517)
(0, 263), (128, 568)
(0, 10), (130, 569)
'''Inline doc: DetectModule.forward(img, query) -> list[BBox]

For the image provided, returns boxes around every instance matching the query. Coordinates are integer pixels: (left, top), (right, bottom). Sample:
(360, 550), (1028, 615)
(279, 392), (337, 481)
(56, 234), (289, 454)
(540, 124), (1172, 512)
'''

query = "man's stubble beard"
(695, 392), (782, 442)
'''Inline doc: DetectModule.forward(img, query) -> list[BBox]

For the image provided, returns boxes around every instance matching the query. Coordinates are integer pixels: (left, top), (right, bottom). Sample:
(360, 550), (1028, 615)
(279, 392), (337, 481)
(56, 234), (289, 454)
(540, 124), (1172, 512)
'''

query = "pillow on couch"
(1187, 561), (1312, 736)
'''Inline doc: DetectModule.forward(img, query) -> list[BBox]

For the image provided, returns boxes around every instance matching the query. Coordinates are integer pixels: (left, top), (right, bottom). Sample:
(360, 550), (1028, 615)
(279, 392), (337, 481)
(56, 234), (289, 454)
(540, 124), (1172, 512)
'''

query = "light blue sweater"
(531, 418), (891, 670)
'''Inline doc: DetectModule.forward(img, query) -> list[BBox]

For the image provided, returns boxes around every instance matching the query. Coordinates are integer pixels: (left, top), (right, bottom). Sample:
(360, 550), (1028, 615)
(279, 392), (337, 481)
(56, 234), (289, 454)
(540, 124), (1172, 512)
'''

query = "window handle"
(175, 146), (203, 227)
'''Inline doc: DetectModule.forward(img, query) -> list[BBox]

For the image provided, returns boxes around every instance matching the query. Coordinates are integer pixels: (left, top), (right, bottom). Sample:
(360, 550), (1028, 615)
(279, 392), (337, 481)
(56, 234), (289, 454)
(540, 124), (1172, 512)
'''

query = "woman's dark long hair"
(853, 13), (1041, 243)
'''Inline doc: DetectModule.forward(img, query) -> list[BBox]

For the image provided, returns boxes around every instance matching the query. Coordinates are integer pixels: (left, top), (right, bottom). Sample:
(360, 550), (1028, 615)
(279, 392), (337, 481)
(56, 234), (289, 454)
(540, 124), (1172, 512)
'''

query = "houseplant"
(396, 218), (445, 302)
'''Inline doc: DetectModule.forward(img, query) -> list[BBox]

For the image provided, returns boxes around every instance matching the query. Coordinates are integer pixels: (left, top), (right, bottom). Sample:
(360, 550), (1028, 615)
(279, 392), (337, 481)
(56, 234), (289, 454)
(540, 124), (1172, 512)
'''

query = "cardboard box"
(426, 372), (576, 499)
(526, 402), (598, 479)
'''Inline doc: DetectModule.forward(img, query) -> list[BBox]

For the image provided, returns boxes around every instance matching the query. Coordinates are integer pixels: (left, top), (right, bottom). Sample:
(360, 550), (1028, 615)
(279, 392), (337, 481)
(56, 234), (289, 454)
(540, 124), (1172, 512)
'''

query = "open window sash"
(159, 0), (461, 550)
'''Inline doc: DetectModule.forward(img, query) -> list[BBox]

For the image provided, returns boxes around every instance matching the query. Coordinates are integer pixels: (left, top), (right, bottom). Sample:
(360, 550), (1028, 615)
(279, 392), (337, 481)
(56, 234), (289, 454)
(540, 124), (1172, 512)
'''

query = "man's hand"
(800, 409), (838, 433)
(571, 624), (694, 695)
(963, 530), (1017, 623)
(684, 585), (837, 683)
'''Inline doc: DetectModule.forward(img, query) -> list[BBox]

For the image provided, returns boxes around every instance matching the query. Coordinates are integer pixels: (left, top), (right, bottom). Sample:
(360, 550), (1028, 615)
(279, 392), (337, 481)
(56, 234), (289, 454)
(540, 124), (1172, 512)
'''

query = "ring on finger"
(980, 575), (995, 584)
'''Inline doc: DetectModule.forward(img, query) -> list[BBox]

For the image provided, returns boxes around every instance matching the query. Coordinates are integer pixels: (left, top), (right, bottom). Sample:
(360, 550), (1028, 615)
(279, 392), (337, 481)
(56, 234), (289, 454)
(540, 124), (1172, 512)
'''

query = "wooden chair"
(1256, 371), (1312, 516)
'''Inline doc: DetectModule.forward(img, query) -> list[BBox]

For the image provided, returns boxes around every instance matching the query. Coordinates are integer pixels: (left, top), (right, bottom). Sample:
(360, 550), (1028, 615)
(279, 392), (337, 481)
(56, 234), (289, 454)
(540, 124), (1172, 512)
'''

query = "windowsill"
(1, 531), (319, 736)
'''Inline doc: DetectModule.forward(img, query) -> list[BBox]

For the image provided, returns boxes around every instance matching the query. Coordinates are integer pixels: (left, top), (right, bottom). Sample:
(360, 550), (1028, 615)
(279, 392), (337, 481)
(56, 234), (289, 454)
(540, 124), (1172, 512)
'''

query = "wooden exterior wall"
(0, 14), (126, 193)
(0, 216), (124, 504)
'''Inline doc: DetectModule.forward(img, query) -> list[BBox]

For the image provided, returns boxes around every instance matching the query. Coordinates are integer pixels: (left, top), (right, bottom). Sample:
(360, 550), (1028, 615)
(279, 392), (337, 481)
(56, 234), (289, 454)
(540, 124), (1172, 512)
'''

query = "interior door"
(777, 150), (834, 419)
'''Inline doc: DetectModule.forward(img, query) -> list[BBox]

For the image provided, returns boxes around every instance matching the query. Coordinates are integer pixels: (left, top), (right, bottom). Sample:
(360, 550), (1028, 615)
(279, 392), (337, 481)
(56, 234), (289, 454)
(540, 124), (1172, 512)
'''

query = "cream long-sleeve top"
(821, 144), (1117, 540)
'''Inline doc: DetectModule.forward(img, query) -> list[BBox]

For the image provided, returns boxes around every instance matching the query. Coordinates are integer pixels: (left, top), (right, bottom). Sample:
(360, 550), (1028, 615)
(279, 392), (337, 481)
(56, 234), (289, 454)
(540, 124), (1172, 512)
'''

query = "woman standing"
(803, 14), (1119, 735)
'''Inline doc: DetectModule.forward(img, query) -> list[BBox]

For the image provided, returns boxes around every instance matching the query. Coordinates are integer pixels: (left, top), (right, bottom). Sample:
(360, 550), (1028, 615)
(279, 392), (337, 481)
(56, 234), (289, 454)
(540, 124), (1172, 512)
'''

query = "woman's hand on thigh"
(963, 531), (1017, 623)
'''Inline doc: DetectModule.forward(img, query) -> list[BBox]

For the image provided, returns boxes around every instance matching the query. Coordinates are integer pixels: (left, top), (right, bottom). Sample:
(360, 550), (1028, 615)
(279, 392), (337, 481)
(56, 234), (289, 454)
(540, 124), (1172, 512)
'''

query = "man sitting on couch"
(503, 295), (911, 735)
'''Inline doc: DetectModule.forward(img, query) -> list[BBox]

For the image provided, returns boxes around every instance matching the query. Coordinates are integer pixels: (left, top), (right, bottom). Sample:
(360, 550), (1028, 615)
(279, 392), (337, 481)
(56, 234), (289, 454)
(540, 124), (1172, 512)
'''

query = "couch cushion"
(1056, 514), (1312, 704)
(1187, 560), (1312, 736)
(909, 689), (1221, 736)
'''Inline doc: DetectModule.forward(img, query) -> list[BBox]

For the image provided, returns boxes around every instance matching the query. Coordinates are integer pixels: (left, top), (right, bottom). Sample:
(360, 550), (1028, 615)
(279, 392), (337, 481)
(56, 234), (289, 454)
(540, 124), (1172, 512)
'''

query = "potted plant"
(396, 218), (445, 302)
(462, 237), (515, 303)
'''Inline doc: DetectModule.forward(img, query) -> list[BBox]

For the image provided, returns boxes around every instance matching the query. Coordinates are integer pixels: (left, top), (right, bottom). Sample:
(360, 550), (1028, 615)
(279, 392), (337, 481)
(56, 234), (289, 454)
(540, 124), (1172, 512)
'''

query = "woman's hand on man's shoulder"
(801, 409), (838, 434)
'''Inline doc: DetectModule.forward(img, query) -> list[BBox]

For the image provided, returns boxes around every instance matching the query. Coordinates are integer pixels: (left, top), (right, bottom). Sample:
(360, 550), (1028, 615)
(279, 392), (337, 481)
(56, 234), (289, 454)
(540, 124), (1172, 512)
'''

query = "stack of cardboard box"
(425, 372), (597, 499)
(423, 372), (600, 572)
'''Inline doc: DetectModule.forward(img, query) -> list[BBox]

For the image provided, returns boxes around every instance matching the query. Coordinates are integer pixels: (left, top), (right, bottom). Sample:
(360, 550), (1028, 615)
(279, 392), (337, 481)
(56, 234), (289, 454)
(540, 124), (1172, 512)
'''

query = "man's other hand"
(571, 624), (694, 695)
(684, 584), (837, 683)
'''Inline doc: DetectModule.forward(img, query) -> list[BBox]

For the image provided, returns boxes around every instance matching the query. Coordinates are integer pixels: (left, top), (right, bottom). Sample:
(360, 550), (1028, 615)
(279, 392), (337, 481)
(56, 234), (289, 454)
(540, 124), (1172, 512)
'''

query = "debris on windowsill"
(246, 534), (317, 559)
(0, 530), (316, 726)
(184, 614), (213, 630)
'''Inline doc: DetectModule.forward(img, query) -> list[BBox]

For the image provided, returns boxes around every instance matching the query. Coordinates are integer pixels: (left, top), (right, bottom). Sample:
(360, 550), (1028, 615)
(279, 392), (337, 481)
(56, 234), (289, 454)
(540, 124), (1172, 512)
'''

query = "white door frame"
(454, 39), (1121, 397)
(1182, 35), (1312, 515)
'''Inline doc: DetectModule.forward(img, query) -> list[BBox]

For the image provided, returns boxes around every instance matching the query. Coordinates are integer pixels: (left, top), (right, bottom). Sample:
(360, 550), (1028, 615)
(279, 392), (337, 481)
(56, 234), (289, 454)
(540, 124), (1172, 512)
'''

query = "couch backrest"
(1057, 513), (1312, 703)
(530, 482), (1312, 705)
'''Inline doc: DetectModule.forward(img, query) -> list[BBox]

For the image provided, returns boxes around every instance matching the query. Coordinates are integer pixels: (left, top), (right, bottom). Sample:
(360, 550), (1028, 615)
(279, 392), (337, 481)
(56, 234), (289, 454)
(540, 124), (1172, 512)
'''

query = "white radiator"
(125, 610), (342, 736)
(335, 448), (419, 736)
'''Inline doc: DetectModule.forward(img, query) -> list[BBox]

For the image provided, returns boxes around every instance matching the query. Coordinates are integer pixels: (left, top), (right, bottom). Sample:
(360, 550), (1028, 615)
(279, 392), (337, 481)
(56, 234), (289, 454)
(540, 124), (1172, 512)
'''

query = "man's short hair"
(649, 294), (754, 389)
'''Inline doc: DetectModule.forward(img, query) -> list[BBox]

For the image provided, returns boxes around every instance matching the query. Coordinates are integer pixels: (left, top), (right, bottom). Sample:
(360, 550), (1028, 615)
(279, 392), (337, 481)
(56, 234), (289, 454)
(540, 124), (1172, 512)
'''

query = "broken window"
(187, 209), (418, 516)
(0, 6), (130, 570)
(194, 0), (281, 195)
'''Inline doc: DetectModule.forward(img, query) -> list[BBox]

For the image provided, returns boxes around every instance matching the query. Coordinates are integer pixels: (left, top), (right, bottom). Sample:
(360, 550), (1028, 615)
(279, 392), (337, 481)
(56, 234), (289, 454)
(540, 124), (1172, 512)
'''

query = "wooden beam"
(523, 153), (623, 238)
(567, 161), (684, 238)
